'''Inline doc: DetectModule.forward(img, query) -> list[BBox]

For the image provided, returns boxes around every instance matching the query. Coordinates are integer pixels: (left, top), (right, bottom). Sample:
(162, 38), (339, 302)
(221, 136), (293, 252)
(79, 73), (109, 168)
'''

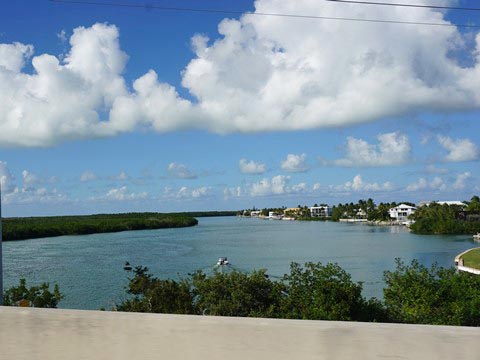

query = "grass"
(461, 248), (480, 269)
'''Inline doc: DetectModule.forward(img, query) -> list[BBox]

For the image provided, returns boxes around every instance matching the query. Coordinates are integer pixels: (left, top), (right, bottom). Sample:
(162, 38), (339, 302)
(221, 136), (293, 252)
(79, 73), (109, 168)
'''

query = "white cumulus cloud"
(3, 1), (480, 147)
(80, 171), (97, 182)
(0, 161), (15, 193)
(281, 154), (309, 173)
(406, 176), (446, 192)
(342, 175), (393, 192)
(167, 163), (197, 179)
(406, 178), (428, 192)
(437, 136), (479, 162)
(250, 175), (290, 196)
(239, 159), (266, 174)
(3, 186), (68, 206)
(22, 170), (39, 186)
(334, 132), (410, 167)
(291, 182), (307, 193)
(249, 175), (308, 197)
(224, 186), (243, 198)
(425, 165), (449, 175)
(430, 177), (447, 191)
(453, 172), (472, 190)
(110, 171), (128, 181)
(174, 186), (211, 199)
(191, 186), (211, 198)
(1, 162), (65, 205)
(0, 23), (129, 147)
(101, 186), (148, 201)
(0, 42), (33, 72)
(57, 30), (67, 43)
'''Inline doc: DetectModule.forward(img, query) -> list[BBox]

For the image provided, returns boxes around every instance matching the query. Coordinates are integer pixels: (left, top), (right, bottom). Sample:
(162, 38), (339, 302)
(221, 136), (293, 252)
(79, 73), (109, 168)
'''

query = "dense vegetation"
(117, 262), (385, 321)
(410, 197), (480, 235)
(331, 200), (416, 222)
(116, 260), (480, 326)
(383, 259), (480, 326)
(239, 207), (288, 217)
(2, 212), (198, 241)
(3, 279), (63, 308)
(294, 216), (330, 222)
(177, 211), (237, 217)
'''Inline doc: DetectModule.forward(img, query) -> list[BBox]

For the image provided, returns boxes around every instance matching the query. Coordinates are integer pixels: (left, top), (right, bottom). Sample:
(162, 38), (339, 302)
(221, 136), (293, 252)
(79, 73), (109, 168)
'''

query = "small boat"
(217, 257), (229, 266)
(474, 233), (480, 241)
(123, 261), (133, 271)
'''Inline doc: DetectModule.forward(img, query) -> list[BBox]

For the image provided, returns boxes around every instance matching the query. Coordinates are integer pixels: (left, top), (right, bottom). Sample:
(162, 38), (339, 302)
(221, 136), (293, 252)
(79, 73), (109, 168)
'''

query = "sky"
(0, 0), (479, 217)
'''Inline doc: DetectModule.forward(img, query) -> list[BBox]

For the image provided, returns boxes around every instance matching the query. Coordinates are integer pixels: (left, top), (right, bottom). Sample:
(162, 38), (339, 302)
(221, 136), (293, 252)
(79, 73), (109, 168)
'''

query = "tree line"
(410, 197), (480, 235)
(175, 211), (237, 217)
(2, 212), (198, 241)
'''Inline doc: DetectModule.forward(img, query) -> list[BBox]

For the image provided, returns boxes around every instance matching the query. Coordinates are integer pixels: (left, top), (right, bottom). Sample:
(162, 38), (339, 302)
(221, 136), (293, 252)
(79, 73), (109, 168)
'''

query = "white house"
(389, 204), (416, 221)
(356, 209), (367, 219)
(269, 211), (283, 220)
(310, 206), (332, 217)
(250, 210), (261, 217)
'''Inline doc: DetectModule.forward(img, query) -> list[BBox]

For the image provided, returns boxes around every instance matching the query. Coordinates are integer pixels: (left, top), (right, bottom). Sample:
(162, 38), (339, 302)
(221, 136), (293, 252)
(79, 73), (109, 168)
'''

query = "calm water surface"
(3, 216), (476, 309)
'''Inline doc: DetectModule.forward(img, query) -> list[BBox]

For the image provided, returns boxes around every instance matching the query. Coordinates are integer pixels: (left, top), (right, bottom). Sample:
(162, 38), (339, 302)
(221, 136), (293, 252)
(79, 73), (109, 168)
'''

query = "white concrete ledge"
(1, 306), (479, 360)
(455, 247), (479, 263)
(457, 265), (480, 275)
(455, 247), (480, 274)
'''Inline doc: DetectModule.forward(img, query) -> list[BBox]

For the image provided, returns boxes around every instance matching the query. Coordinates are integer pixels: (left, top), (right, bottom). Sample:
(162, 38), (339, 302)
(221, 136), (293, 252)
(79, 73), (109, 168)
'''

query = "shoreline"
(239, 215), (409, 227)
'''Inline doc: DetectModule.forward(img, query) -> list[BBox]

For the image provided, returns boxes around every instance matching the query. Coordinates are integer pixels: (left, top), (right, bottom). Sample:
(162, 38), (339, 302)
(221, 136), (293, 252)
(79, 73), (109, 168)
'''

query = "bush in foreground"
(117, 262), (386, 322)
(384, 259), (480, 326)
(116, 266), (195, 314)
(117, 260), (480, 326)
(3, 279), (64, 308)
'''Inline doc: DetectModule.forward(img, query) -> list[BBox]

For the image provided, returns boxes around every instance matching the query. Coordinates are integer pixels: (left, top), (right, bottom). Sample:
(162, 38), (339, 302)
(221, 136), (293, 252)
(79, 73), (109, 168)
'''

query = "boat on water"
(474, 233), (480, 241)
(216, 257), (229, 266)
(123, 261), (133, 271)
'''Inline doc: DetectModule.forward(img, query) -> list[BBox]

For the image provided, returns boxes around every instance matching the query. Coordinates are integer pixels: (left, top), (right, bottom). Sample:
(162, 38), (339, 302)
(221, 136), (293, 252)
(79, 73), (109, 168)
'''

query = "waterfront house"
(269, 211), (284, 220)
(356, 209), (367, 219)
(310, 206), (332, 217)
(389, 204), (416, 221)
(250, 210), (262, 217)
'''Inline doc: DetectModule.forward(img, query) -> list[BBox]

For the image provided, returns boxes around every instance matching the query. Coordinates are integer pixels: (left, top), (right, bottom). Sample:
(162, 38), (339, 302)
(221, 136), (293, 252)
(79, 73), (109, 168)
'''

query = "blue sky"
(0, 0), (479, 216)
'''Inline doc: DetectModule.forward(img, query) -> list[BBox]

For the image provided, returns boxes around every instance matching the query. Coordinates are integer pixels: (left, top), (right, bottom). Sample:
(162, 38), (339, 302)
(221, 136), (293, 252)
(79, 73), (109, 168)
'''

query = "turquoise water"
(2, 216), (476, 310)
